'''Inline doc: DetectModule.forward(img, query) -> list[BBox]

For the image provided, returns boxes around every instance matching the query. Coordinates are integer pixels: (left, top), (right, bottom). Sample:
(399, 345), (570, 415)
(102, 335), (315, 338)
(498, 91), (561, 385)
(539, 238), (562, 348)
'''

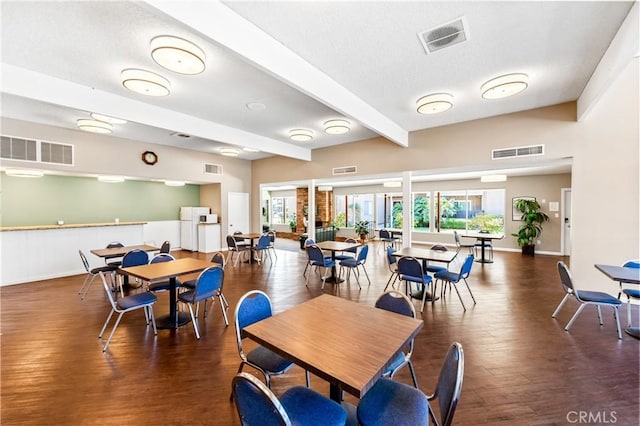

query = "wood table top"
(315, 240), (361, 252)
(460, 231), (505, 240)
(119, 258), (217, 281)
(242, 294), (423, 398)
(595, 264), (640, 284)
(90, 244), (159, 258)
(392, 247), (458, 263)
(234, 233), (262, 239)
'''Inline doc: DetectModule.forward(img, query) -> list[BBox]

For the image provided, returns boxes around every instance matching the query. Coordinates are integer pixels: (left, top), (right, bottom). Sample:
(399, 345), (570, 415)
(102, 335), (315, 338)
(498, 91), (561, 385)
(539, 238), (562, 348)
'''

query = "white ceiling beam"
(143, 0), (409, 147)
(1, 64), (312, 161)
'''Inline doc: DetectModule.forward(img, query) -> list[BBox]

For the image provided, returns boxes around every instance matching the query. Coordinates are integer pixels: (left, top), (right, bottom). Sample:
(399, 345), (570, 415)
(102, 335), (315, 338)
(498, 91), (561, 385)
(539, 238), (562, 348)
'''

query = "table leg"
(156, 276), (192, 329)
(324, 251), (344, 284)
(475, 238), (494, 263)
(329, 383), (342, 402)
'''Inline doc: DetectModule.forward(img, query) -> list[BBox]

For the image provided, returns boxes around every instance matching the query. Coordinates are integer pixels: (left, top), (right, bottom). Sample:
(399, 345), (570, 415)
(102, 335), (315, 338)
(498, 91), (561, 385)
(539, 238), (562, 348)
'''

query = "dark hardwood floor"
(1, 239), (638, 425)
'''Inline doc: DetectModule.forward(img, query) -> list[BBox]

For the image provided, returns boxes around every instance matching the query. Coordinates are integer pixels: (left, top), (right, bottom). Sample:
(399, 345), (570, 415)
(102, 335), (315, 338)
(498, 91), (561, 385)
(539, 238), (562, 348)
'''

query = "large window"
(271, 196), (296, 225)
(335, 193), (374, 228)
(412, 192), (430, 230)
(434, 189), (504, 233)
(375, 193), (402, 229)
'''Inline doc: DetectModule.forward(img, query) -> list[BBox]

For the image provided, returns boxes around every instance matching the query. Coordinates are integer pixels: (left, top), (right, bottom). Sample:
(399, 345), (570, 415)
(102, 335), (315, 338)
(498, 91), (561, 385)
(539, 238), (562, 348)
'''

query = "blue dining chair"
(178, 266), (228, 339)
(397, 256), (433, 312)
(433, 254), (476, 312)
(78, 250), (118, 300)
(619, 260), (640, 329)
(338, 244), (371, 289)
(253, 234), (274, 265)
(383, 247), (400, 291)
(181, 252), (228, 316)
(146, 253), (178, 293)
(232, 372), (346, 426)
(116, 249), (149, 296)
(305, 244), (336, 289)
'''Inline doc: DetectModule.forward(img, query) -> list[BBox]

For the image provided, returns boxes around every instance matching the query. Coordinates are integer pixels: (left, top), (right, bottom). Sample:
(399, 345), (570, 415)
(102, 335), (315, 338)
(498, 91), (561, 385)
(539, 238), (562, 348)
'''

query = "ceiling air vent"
(418, 16), (469, 54)
(332, 165), (357, 176)
(170, 131), (191, 139)
(41, 141), (73, 165)
(492, 144), (544, 160)
(1, 135), (37, 161)
(204, 163), (223, 175)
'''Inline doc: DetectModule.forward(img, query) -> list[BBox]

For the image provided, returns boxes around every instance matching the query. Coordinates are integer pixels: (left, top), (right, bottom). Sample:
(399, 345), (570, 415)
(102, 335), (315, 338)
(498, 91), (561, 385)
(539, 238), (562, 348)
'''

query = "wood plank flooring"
(1, 240), (638, 425)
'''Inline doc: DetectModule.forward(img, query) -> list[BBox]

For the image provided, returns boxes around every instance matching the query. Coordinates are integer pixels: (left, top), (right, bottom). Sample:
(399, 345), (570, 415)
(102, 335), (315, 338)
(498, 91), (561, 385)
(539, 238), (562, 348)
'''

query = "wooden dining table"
(119, 258), (216, 329)
(595, 263), (640, 339)
(90, 244), (160, 260)
(242, 294), (424, 402)
(460, 231), (504, 263)
(392, 246), (458, 301)
(315, 240), (362, 283)
(234, 233), (262, 264)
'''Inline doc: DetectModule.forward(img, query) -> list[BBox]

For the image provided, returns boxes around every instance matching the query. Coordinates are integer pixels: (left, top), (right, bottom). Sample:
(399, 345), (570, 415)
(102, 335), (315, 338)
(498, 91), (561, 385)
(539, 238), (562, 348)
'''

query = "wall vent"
(204, 163), (223, 175)
(418, 16), (469, 54)
(40, 141), (74, 165)
(1, 135), (37, 161)
(492, 144), (544, 160)
(170, 131), (191, 139)
(332, 165), (357, 175)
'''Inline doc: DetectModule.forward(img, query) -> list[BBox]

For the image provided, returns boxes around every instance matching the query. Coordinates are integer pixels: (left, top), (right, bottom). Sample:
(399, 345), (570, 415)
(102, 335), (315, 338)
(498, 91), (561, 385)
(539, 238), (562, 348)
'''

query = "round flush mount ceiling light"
(481, 73), (528, 99)
(416, 93), (454, 114)
(77, 118), (113, 134)
(289, 129), (314, 142)
(219, 147), (240, 157)
(150, 35), (206, 75)
(121, 68), (170, 97)
(5, 169), (44, 178)
(323, 119), (350, 135)
(90, 113), (127, 124)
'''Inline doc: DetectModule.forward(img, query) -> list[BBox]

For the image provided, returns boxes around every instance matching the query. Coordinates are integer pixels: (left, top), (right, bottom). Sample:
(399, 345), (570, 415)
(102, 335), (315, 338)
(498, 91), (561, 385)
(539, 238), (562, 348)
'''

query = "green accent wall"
(0, 173), (200, 226)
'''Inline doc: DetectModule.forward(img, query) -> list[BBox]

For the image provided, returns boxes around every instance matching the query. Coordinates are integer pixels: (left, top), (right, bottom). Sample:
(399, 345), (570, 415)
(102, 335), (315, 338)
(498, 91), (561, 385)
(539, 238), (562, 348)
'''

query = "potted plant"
(511, 198), (549, 256)
(354, 220), (370, 241)
(289, 219), (297, 232)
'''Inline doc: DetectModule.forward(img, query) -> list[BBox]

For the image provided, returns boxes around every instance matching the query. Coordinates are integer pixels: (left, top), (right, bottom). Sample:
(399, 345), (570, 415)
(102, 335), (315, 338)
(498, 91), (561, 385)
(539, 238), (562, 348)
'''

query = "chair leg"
(463, 278), (477, 304)
(596, 305), (604, 325)
(361, 266), (371, 285)
(565, 304), (587, 331)
(383, 272), (398, 291)
(627, 294), (633, 328)
(102, 312), (125, 352)
(451, 282), (467, 311)
(98, 309), (116, 340)
(148, 306), (157, 335)
(613, 306), (622, 339)
(407, 359), (419, 388)
(186, 303), (200, 340)
(305, 370), (311, 388)
(219, 294), (229, 326)
(552, 294), (571, 318)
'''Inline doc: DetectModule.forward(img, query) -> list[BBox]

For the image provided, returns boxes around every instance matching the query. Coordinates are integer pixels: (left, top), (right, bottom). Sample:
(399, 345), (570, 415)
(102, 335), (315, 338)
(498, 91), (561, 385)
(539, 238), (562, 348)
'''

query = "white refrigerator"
(180, 207), (210, 251)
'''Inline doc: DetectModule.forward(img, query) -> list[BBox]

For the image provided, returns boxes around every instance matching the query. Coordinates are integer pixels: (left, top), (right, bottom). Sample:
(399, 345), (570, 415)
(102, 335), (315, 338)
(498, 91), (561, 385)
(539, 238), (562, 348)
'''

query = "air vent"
(170, 131), (191, 139)
(492, 144), (544, 160)
(332, 165), (357, 175)
(204, 163), (223, 175)
(1, 135), (37, 161)
(418, 16), (469, 54)
(41, 141), (73, 165)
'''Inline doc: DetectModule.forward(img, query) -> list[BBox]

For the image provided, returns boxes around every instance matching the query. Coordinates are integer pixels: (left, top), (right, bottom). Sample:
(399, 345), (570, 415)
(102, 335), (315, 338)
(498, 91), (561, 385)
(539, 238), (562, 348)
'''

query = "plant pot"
(522, 244), (535, 256)
(360, 234), (367, 241)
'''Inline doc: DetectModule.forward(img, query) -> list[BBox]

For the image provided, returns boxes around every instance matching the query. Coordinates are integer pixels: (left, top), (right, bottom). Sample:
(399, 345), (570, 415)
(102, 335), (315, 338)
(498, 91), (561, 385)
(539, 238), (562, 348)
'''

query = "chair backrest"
(343, 238), (358, 253)
(379, 229), (391, 239)
(307, 245), (327, 264)
(232, 372), (291, 426)
(211, 252), (226, 269)
(189, 266), (224, 302)
(356, 244), (369, 263)
(149, 253), (174, 264)
(453, 231), (462, 246)
(79, 250), (90, 272)
(227, 235), (238, 250)
(267, 231), (276, 243)
(398, 257), (424, 280)
(304, 238), (316, 247)
(433, 342), (465, 426)
(386, 247), (398, 268)
(106, 241), (124, 249)
(375, 290), (415, 318)
(557, 261), (575, 295)
(121, 249), (149, 267)
(459, 254), (475, 278)
(256, 234), (271, 249)
(235, 291), (273, 358)
(431, 244), (448, 252)
(160, 240), (171, 253)
(623, 260), (640, 268)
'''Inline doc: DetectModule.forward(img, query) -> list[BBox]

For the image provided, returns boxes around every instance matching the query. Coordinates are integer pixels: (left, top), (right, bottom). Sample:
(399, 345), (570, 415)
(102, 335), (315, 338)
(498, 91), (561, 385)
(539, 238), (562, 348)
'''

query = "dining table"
(91, 244), (160, 288)
(242, 294), (424, 402)
(234, 233), (262, 264)
(460, 231), (504, 263)
(119, 258), (217, 329)
(392, 246), (458, 301)
(315, 240), (362, 283)
(595, 263), (640, 339)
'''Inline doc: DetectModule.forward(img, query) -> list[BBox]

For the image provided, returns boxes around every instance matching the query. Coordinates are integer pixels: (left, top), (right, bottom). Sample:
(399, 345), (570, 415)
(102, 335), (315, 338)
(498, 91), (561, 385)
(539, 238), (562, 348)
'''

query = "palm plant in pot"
(511, 198), (549, 256)
(354, 220), (370, 241)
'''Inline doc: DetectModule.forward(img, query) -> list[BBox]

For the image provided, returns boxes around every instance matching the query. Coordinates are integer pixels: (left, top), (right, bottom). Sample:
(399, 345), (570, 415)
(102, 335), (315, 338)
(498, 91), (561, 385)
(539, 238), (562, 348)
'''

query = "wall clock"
(141, 151), (158, 165)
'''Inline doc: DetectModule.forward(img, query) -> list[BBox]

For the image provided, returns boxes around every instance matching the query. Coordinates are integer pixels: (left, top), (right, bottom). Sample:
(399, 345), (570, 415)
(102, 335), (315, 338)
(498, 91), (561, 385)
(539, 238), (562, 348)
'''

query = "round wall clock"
(141, 151), (158, 165)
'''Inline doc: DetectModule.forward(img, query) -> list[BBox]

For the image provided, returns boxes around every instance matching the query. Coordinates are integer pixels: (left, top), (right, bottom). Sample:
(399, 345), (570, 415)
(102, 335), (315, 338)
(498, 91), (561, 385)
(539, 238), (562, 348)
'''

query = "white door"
(561, 188), (572, 256)
(228, 192), (250, 237)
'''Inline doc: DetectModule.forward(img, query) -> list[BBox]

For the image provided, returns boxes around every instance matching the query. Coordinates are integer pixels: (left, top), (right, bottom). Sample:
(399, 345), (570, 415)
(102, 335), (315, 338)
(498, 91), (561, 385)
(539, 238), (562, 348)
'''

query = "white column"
(402, 171), (412, 248)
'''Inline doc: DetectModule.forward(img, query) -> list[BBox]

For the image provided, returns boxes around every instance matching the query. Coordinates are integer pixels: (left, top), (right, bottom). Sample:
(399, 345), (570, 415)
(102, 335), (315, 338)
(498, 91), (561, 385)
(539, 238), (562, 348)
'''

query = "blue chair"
(621, 260), (640, 328)
(182, 252), (228, 315)
(426, 342), (465, 426)
(267, 230), (278, 260)
(146, 253), (179, 293)
(433, 254), (476, 312)
(104, 241), (124, 267)
(334, 238), (358, 262)
(97, 272), (157, 352)
(302, 238), (331, 277)
(253, 234), (274, 265)
(305, 244), (336, 289)
(383, 247), (400, 291)
(78, 250), (118, 300)
(425, 244), (451, 274)
(379, 229), (400, 251)
(338, 244), (371, 289)
(552, 261), (622, 339)
(357, 378), (430, 426)
(227, 235), (251, 267)
(232, 291), (308, 400)
(375, 291), (418, 388)
(178, 266), (228, 339)
(232, 372), (346, 426)
(453, 231), (474, 254)
(397, 256), (433, 313)
(116, 249), (149, 296)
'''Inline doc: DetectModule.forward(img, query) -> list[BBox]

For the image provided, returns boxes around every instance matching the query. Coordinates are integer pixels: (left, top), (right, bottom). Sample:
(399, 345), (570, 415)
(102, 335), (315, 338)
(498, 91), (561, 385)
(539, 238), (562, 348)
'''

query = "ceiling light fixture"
(164, 180), (185, 187)
(383, 181), (402, 188)
(121, 68), (170, 97)
(150, 35), (206, 75)
(242, 147), (260, 152)
(5, 169), (44, 178)
(289, 129), (314, 142)
(416, 93), (454, 114)
(77, 118), (113, 134)
(98, 175), (125, 183)
(90, 113), (127, 124)
(481, 73), (528, 99)
(323, 119), (350, 135)
(318, 186), (333, 192)
(219, 148), (240, 157)
(480, 174), (507, 183)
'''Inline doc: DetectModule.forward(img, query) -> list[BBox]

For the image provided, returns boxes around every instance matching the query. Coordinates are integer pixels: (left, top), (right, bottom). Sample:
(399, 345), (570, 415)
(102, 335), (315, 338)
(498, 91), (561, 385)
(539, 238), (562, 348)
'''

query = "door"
(561, 188), (572, 256)
(228, 192), (250, 237)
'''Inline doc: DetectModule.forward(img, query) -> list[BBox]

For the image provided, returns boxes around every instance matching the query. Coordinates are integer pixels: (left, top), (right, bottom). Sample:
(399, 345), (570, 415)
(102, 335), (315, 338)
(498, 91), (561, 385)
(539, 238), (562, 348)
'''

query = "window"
(270, 196), (296, 225)
(412, 192), (430, 231)
(433, 189), (505, 233)
(375, 193), (402, 228)
(335, 193), (374, 228)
